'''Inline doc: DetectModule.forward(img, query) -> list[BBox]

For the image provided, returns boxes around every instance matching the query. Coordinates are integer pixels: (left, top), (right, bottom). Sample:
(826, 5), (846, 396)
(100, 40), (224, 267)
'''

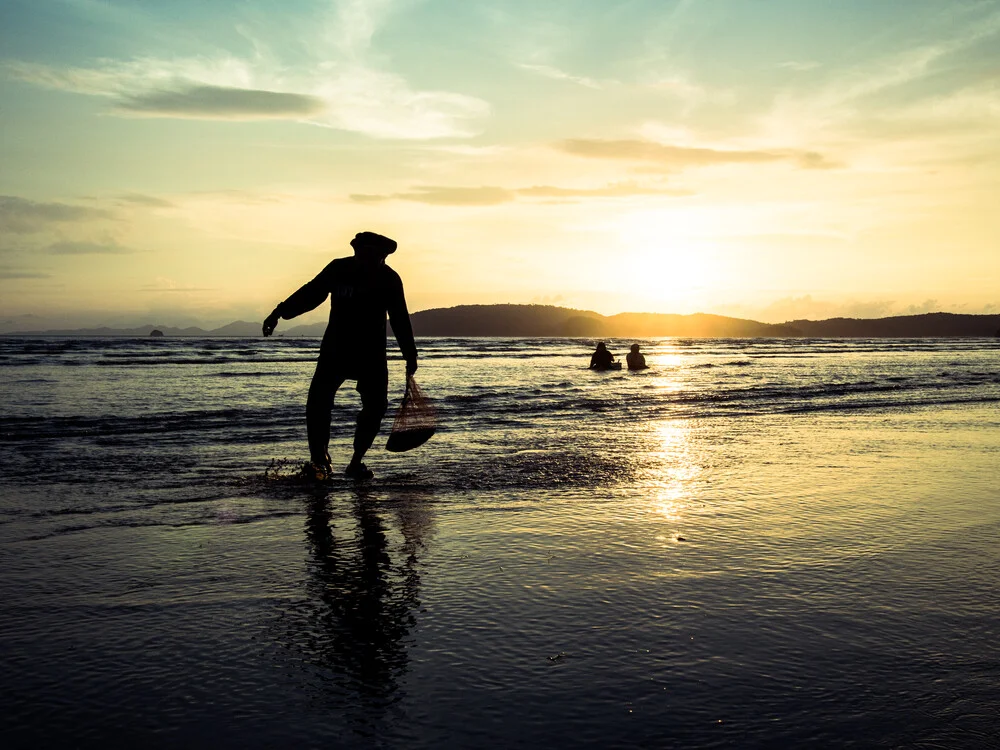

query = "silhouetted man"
(626, 344), (648, 370)
(263, 231), (417, 481)
(589, 341), (616, 370)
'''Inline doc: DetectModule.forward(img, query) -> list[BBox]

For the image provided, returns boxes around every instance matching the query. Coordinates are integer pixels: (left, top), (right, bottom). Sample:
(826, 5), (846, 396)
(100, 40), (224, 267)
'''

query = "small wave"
(22, 511), (301, 541)
(92, 356), (315, 366)
(419, 351), (574, 360)
(443, 393), (498, 404)
(779, 394), (1000, 415)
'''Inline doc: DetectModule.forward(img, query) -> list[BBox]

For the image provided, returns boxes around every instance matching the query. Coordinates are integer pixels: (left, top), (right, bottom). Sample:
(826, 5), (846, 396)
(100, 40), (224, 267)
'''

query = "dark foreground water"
(1, 337), (999, 748)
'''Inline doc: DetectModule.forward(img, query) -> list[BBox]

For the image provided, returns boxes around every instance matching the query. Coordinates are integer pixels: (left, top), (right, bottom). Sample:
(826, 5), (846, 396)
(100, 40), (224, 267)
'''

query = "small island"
(149, 329), (165, 338)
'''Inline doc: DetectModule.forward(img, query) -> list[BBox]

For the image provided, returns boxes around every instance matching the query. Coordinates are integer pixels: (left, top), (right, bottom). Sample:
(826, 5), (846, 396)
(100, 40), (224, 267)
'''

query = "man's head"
(630, 344), (640, 353)
(351, 231), (397, 263)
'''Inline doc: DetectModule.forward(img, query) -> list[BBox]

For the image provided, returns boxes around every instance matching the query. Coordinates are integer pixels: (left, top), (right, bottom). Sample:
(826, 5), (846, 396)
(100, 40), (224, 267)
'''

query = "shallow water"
(1, 337), (999, 747)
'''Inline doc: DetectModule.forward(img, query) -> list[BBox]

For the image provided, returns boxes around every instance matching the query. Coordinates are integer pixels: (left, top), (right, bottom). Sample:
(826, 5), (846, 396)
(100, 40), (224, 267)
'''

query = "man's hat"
(351, 231), (397, 255)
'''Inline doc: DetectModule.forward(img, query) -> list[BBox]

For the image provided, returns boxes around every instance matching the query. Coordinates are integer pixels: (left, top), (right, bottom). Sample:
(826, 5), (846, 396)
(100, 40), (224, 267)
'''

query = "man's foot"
(300, 461), (332, 482)
(344, 462), (374, 481)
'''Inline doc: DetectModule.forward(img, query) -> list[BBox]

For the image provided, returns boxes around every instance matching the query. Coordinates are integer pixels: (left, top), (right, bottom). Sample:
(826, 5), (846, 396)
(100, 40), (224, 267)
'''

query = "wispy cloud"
(4, 57), (256, 97)
(518, 182), (692, 198)
(871, 82), (1000, 133)
(116, 85), (325, 119)
(351, 180), (693, 205)
(517, 63), (601, 89)
(0, 195), (111, 234)
(777, 61), (820, 72)
(47, 240), (135, 255)
(557, 138), (831, 170)
(138, 285), (213, 292)
(0, 267), (51, 280)
(352, 186), (515, 205)
(760, 7), (1000, 141)
(116, 194), (175, 208)
(3, 0), (489, 139)
(638, 72), (734, 111)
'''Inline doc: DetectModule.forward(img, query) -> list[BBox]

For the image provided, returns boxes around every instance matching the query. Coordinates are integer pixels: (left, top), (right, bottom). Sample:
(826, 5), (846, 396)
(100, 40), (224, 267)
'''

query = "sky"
(1, 0), (999, 330)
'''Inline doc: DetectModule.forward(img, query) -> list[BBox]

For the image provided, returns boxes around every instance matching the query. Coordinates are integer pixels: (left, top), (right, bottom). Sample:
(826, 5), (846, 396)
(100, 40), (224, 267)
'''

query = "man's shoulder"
(381, 264), (403, 285)
(317, 256), (354, 278)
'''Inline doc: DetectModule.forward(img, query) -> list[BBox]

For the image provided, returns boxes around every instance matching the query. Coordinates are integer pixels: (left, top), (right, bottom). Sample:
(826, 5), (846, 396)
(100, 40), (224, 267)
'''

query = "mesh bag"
(386, 375), (437, 452)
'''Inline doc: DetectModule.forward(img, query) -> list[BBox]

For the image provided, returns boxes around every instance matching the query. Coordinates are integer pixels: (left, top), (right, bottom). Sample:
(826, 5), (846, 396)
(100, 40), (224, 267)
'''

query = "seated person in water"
(589, 342), (617, 370)
(626, 344), (648, 371)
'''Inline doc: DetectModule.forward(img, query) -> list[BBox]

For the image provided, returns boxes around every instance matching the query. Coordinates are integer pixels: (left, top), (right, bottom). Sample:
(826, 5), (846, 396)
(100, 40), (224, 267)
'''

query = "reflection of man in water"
(280, 489), (431, 727)
(263, 232), (417, 481)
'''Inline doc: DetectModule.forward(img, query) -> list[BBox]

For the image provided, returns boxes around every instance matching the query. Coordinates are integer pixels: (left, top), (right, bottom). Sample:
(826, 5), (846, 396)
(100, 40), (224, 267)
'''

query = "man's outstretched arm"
(262, 264), (334, 336)
(387, 275), (417, 375)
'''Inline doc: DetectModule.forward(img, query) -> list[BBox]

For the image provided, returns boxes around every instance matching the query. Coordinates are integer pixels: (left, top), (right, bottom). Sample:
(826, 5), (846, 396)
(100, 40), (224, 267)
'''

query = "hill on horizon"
(3, 304), (999, 338)
(405, 305), (799, 337)
(787, 312), (1000, 338)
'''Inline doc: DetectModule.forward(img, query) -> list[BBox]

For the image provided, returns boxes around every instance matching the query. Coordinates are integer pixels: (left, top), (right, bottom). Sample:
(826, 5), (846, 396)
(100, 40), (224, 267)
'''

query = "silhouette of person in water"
(626, 344), (648, 371)
(589, 341), (617, 370)
(263, 231), (417, 481)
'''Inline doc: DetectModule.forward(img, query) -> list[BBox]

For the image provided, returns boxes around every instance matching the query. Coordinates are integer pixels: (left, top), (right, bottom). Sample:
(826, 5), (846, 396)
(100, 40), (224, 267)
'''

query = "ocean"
(2, 336), (999, 748)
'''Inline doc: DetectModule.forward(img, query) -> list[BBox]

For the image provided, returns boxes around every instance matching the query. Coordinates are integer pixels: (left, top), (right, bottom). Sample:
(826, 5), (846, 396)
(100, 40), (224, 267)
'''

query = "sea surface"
(2, 336), (999, 748)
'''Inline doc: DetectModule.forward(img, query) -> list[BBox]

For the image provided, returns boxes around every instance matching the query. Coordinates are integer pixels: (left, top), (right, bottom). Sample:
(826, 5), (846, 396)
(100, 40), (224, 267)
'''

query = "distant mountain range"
(3, 304), (999, 338)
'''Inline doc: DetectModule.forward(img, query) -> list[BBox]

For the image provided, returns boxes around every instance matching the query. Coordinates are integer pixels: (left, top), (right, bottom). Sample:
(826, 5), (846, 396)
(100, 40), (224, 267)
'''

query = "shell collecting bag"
(385, 375), (437, 452)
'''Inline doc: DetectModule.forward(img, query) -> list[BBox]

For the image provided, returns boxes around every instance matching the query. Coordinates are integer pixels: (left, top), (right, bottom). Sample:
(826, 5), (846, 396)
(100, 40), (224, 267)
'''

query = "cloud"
(558, 138), (785, 167)
(311, 65), (489, 139)
(138, 286), (213, 293)
(115, 85), (326, 119)
(760, 8), (1000, 141)
(0, 195), (111, 233)
(873, 83), (1000, 132)
(2, 1), (491, 140)
(0, 267), (51, 280)
(777, 61), (820, 72)
(4, 57), (256, 96)
(639, 73), (734, 110)
(796, 151), (841, 170)
(556, 139), (840, 171)
(517, 182), (692, 198)
(47, 240), (135, 255)
(821, 13), (1000, 109)
(903, 298), (941, 315)
(117, 193), (175, 208)
(332, 0), (395, 58)
(517, 63), (601, 89)
(351, 180), (696, 205)
(742, 295), (898, 323)
(138, 276), (215, 293)
(351, 186), (515, 205)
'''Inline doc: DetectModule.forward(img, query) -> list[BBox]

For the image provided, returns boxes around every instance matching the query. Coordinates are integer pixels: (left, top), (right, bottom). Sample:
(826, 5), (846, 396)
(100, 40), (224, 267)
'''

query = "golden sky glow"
(1, 0), (998, 330)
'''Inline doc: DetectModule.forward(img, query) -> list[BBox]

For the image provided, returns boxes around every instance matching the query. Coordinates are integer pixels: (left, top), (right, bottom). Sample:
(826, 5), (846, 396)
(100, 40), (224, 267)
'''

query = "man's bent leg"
(306, 360), (345, 467)
(350, 366), (389, 466)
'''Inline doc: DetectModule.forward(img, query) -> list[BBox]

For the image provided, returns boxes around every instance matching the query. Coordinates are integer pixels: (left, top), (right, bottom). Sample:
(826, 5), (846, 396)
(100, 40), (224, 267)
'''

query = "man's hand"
(262, 312), (280, 337)
(406, 357), (418, 377)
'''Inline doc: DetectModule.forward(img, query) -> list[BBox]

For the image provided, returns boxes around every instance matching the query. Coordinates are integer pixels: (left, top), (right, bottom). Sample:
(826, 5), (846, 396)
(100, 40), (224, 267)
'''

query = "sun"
(611, 208), (720, 309)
